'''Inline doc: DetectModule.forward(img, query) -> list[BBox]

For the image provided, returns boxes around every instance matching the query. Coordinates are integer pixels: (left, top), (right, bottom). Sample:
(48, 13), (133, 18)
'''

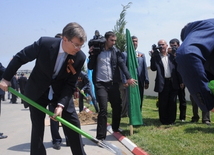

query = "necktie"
(48, 52), (67, 100)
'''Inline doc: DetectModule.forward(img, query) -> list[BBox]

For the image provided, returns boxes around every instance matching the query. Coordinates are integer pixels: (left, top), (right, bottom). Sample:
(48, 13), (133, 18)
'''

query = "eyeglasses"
(70, 40), (85, 49)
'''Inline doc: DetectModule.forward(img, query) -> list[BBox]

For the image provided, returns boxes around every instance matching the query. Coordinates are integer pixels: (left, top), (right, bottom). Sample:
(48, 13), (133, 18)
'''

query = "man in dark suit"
(0, 22), (87, 155)
(76, 71), (99, 112)
(0, 63), (7, 139)
(120, 36), (149, 117)
(168, 38), (187, 122)
(18, 73), (27, 104)
(176, 18), (214, 113)
(150, 39), (181, 125)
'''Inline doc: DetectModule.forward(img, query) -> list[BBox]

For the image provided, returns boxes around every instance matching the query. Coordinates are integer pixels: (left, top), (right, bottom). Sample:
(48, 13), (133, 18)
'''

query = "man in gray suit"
(120, 36), (149, 117)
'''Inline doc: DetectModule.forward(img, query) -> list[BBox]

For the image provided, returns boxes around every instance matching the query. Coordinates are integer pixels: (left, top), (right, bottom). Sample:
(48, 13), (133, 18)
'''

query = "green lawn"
(107, 96), (214, 155)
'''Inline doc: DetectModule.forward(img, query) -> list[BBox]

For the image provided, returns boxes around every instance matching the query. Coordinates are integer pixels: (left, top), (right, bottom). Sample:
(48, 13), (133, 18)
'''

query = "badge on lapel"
(67, 59), (76, 75)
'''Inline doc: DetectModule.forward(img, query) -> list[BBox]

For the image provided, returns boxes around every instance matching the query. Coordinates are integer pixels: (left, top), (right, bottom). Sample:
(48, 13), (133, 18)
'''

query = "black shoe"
(52, 142), (61, 150)
(203, 121), (211, 125)
(0, 135), (7, 139)
(190, 120), (198, 123)
(0, 133), (3, 136)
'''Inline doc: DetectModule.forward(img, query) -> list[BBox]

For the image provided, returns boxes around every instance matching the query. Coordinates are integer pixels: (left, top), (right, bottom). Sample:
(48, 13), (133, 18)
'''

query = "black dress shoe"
(203, 121), (211, 125)
(0, 133), (3, 136)
(52, 142), (61, 150)
(0, 135), (7, 139)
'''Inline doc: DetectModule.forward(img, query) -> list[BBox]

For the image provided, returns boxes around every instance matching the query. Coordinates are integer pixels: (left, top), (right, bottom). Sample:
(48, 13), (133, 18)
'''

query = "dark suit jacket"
(3, 37), (86, 112)
(150, 53), (181, 92)
(176, 18), (214, 112)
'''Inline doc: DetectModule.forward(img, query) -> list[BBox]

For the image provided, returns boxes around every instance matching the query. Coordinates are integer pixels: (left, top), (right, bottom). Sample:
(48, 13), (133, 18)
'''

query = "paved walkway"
(0, 98), (133, 155)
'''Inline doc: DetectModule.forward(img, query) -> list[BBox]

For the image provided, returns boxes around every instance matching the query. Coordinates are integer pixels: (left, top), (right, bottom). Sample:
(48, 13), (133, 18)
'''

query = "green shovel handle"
(8, 87), (97, 143)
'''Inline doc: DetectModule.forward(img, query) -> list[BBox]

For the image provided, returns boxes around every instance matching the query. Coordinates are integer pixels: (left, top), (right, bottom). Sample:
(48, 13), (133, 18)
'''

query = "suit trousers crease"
(158, 79), (178, 125)
(95, 82), (121, 140)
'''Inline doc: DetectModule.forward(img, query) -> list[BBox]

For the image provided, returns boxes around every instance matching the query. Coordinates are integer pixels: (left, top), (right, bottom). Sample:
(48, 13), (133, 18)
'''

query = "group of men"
(1, 18), (214, 154)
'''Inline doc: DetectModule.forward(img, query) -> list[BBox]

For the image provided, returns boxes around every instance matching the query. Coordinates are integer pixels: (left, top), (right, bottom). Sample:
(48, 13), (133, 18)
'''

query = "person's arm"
(0, 38), (42, 91)
(176, 45), (214, 112)
(117, 51), (137, 86)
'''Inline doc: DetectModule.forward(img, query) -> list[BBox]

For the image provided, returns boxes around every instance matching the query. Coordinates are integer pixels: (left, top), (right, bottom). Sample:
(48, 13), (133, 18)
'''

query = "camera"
(88, 37), (106, 54)
(152, 44), (162, 52)
(171, 46), (177, 55)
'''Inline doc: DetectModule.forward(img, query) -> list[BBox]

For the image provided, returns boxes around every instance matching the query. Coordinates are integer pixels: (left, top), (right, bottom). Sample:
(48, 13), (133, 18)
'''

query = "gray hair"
(62, 22), (87, 42)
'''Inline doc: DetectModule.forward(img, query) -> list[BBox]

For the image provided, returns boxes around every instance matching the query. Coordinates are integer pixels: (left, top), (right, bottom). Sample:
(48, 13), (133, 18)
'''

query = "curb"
(107, 124), (149, 155)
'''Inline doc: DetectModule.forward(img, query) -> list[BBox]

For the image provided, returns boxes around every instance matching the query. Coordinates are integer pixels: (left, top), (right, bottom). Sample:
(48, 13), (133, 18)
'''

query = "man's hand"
(126, 78), (138, 86)
(144, 83), (149, 89)
(50, 106), (63, 121)
(80, 89), (84, 94)
(180, 83), (185, 89)
(0, 79), (11, 91)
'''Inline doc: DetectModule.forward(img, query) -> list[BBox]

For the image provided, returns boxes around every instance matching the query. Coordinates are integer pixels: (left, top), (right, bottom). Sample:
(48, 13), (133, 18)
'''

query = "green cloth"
(208, 80), (214, 94)
(126, 29), (143, 125)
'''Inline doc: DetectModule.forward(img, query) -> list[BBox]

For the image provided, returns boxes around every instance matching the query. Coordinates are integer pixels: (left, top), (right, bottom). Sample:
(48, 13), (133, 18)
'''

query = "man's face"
(105, 36), (116, 49)
(62, 36), (84, 55)
(132, 38), (138, 50)
(158, 40), (168, 53)
(170, 42), (179, 48)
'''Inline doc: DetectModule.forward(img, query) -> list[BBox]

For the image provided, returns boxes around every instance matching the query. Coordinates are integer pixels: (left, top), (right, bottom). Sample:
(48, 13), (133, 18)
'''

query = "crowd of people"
(0, 18), (214, 154)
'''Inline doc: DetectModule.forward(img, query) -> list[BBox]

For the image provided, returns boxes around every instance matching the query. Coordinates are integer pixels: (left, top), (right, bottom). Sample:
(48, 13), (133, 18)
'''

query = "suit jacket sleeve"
(117, 51), (131, 80)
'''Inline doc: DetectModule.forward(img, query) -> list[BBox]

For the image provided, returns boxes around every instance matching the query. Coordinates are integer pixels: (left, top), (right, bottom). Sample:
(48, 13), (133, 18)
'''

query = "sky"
(0, 0), (214, 70)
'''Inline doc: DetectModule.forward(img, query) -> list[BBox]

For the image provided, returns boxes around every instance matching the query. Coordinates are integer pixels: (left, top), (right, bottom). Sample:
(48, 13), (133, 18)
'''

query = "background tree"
(112, 2), (132, 52)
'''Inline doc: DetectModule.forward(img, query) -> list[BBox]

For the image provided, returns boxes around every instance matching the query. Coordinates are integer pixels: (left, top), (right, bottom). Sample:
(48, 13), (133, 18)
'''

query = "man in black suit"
(0, 22), (87, 155)
(0, 63), (7, 139)
(168, 38), (187, 122)
(150, 39), (181, 125)
(76, 71), (99, 112)
(18, 73), (27, 104)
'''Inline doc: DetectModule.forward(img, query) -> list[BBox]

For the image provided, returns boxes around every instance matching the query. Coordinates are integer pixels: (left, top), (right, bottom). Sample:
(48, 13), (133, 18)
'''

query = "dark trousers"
(190, 95), (210, 122)
(95, 82), (122, 140)
(48, 104), (62, 144)
(29, 98), (85, 155)
(79, 88), (98, 112)
(177, 87), (187, 120)
(20, 89), (25, 103)
(158, 79), (178, 125)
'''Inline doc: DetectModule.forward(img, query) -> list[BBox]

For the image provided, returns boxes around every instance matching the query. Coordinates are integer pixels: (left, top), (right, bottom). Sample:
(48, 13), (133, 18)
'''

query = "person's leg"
(29, 105), (46, 155)
(48, 104), (61, 148)
(108, 83), (122, 131)
(62, 104), (86, 155)
(168, 87), (178, 124)
(78, 93), (84, 112)
(190, 95), (200, 122)
(119, 83), (128, 117)
(158, 81), (170, 125)
(178, 87), (187, 120)
(95, 82), (108, 140)
(85, 89), (99, 112)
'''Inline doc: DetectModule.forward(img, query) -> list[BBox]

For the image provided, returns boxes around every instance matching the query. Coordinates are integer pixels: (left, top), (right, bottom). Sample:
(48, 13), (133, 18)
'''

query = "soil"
(74, 99), (98, 125)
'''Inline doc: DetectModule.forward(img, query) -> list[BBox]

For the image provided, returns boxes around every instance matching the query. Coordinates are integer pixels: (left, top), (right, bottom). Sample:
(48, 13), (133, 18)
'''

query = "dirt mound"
(78, 111), (98, 125)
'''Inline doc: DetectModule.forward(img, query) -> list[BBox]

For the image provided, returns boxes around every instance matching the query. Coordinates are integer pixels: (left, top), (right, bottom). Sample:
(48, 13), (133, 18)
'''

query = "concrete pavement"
(0, 97), (133, 155)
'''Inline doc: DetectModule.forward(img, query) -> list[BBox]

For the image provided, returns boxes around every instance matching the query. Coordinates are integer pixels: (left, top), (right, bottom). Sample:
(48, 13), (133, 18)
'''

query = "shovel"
(8, 87), (122, 155)
(77, 87), (99, 113)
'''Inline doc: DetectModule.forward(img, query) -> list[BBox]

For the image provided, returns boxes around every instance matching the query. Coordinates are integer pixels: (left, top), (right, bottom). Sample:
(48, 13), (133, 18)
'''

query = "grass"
(103, 96), (214, 155)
